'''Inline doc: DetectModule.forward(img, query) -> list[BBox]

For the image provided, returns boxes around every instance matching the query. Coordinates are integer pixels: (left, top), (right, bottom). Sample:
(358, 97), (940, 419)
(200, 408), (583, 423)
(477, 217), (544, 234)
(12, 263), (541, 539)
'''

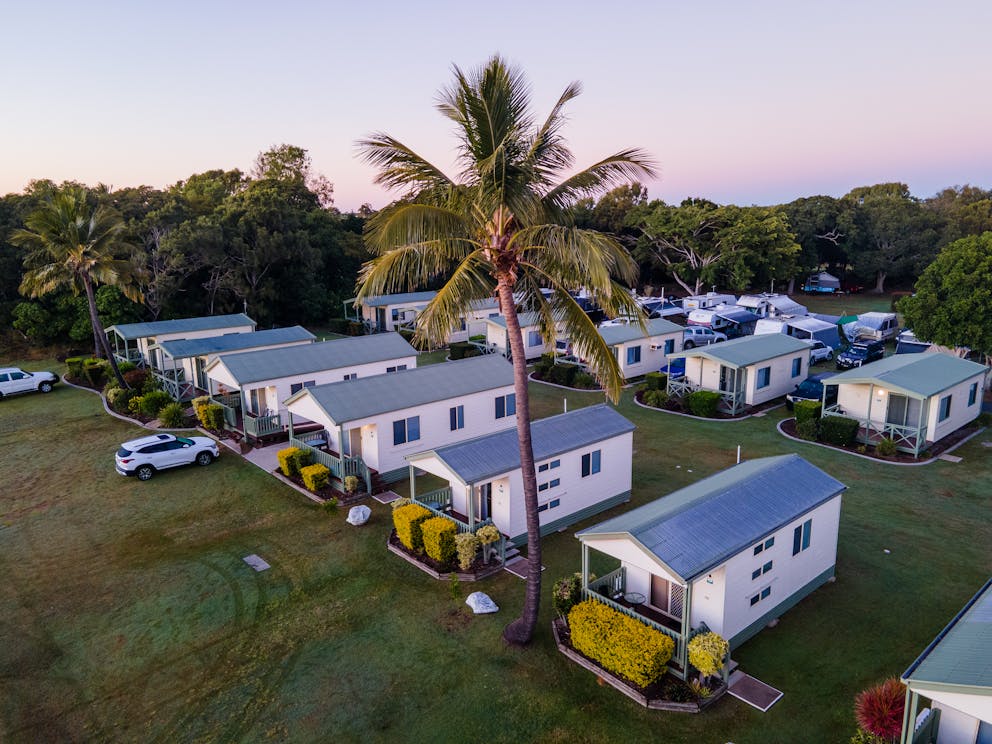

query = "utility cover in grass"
(466, 592), (499, 614)
(243, 554), (271, 571)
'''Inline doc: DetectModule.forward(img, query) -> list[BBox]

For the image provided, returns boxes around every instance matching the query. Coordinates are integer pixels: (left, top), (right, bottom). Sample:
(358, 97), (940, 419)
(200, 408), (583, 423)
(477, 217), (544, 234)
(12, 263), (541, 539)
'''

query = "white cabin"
(598, 318), (684, 380)
(107, 313), (256, 369)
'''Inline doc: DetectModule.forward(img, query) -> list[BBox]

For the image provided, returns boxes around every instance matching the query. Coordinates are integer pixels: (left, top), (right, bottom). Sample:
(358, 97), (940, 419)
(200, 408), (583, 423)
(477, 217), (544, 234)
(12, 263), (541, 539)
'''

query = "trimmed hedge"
(820, 415), (860, 446)
(547, 363), (580, 387)
(421, 517), (457, 565)
(552, 574), (584, 619)
(393, 503), (433, 552)
(83, 358), (107, 386)
(796, 419), (819, 441)
(301, 463), (331, 492)
(686, 390), (722, 418)
(200, 404), (226, 431)
(568, 600), (675, 687)
(455, 533), (479, 570)
(644, 371), (667, 391)
(533, 353), (555, 379)
(642, 389), (668, 409)
(794, 399), (822, 424)
(449, 341), (482, 360)
(158, 402), (185, 428)
(572, 372), (599, 390)
(123, 368), (150, 390)
(66, 356), (87, 378)
(277, 446), (309, 477)
(876, 437), (897, 456)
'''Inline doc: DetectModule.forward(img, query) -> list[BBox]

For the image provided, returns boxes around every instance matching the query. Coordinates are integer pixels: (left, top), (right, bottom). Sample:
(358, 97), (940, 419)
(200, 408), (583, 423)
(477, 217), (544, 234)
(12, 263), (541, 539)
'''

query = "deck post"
(915, 396), (925, 457)
(287, 410), (294, 439)
(408, 464), (416, 501)
(680, 584), (692, 673)
(865, 384), (875, 445)
(581, 543), (589, 589)
(467, 484), (476, 528)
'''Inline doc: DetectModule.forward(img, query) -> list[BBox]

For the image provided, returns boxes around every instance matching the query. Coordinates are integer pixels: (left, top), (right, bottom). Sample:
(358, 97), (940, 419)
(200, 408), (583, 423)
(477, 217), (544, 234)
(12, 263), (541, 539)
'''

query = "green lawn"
(1, 357), (989, 743)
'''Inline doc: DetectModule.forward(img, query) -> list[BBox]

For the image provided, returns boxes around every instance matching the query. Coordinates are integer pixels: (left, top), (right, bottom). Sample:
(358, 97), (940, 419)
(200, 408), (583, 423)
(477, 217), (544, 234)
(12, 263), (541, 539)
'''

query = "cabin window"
(527, 330), (543, 348)
(343, 373), (357, 381)
(538, 459), (560, 473)
(449, 405), (465, 431)
(495, 393), (516, 419)
(749, 586), (772, 606)
(392, 416), (420, 446)
(968, 383), (978, 407)
(752, 561), (774, 580)
(290, 380), (316, 395)
(627, 345), (642, 365)
(752, 537), (773, 556)
(386, 365), (407, 373)
(938, 395), (952, 422)
(792, 519), (812, 555)
(791, 358), (802, 378)
(581, 450), (601, 477)
(756, 366), (771, 389)
(664, 339), (675, 355)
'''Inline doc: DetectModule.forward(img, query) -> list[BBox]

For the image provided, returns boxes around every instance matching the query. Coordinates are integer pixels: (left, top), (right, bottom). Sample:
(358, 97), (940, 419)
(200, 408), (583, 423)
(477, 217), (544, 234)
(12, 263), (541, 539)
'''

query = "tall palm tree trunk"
(82, 276), (128, 389)
(497, 280), (543, 646)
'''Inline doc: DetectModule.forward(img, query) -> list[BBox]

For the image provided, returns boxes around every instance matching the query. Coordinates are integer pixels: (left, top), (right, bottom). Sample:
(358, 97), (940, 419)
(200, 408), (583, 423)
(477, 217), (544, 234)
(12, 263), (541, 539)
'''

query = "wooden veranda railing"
(288, 434), (372, 494)
(411, 492), (507, 564)
(244, 412), (282, 439)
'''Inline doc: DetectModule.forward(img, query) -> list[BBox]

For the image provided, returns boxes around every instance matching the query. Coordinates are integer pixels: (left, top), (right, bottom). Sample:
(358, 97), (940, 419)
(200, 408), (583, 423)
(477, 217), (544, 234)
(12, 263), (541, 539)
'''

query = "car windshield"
(117, 447), (132, 457)
(795, 381), (822, 396)
(175, 437), (194, 446)
(847, 346), (868, 356)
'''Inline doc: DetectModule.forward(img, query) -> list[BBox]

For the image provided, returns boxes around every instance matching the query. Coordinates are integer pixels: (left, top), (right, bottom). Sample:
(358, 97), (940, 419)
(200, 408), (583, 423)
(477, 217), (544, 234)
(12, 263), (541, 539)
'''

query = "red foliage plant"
(854, 678), (905, 740)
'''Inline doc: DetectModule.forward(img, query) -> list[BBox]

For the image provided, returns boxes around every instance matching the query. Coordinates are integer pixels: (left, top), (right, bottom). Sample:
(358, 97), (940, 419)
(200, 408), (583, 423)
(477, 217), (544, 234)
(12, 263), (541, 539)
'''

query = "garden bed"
(633, 390), (782, 420)
(551, 619), (725, 712)
(275, 469), (369, 505)
(386, 531), (504, 581)
(779, 418), (984, 463)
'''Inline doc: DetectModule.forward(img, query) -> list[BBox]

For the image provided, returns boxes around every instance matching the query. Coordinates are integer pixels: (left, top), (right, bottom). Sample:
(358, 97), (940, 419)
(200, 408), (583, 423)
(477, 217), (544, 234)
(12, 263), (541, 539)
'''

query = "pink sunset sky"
(2, 0), (990, 211)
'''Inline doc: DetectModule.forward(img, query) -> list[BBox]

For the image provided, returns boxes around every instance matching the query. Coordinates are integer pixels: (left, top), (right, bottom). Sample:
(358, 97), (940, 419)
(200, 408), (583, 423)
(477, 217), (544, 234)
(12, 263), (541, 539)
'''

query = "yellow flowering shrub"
(421, 517), (457, 565)
(687, 632), (728, 678)
(568, 600), (674, 687)
(300, 463), (330, 492)
(392, 503), (432, 551)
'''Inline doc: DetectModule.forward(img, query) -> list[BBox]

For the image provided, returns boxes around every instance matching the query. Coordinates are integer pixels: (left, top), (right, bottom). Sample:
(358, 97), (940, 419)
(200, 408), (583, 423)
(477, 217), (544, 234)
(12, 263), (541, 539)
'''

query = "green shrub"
(116, 361), (137, 374)
(392, 503), (433, 552)
(158, 402), (185, 428)
(686, 390), (722, 418)
(322, 497), (339, 513)
(552, 573), (584, 619)
(849, 729), (887, 744)
(533, 353), (555, 379)
(687, 632), (729, 678)
(139, 390), (173, 417)
(449, 341), (474, 360)
(123, 368), (150, 390)
(794, 399), (822, 424)
(343, 475), (360, 493)
(547, 363), (579, 387)
(277, 447), (306, 477)
(820, 415), (859, 446)
(301, 463), (330, 492)
(390, 496), (412, 511)
(83, 358), (107, 386)
(191, 396), (211, 426)
(455, 533), (479, 571)
(65, 356), (86, 378)
(200, 404), (226, 431)
(323, 318), (353, 334)
(796, 419), (820, 441)
(644, 371), (667, 391)
(573, 372), (598, 390)
(876, 437), (897, 457)
(568, 600), (675, 687)
(421, 517), (457, 566)
(109, 387), (140, 413)
(127, 395), (145, 416)
(642, 389), (669, 409)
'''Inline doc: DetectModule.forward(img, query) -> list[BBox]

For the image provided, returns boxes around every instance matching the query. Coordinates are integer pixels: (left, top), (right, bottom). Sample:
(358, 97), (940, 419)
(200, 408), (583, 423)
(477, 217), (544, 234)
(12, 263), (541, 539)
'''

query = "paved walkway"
(242, 442), (283, 473)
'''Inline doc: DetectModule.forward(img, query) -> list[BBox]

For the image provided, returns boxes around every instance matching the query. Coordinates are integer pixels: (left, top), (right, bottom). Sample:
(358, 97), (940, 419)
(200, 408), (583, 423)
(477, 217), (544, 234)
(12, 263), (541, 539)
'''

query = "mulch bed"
(551, 619), (724, 711)
(387, 531), (503, 581)
(278, 471), (369, 505)
(780, 418), (982, 462)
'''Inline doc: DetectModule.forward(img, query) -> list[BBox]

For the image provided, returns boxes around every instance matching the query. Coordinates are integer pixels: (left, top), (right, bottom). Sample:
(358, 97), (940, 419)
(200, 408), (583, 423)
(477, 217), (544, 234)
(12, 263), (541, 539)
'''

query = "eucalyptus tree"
(356, 56), (654, 644)
(12, 186), (142, 387)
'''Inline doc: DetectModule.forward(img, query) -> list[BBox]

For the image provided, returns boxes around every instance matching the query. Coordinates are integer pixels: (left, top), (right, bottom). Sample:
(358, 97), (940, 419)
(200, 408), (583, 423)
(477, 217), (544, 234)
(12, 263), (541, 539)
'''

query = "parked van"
(855, 312), (898, 342)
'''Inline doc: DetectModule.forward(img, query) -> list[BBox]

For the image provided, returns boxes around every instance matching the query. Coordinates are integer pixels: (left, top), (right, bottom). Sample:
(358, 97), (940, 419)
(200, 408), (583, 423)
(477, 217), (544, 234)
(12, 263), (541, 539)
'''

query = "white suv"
(115, 433), (219, 481)
(0, 367), (58, 398)
(805, 339), (834, 363)
(682, 327), (728, 348)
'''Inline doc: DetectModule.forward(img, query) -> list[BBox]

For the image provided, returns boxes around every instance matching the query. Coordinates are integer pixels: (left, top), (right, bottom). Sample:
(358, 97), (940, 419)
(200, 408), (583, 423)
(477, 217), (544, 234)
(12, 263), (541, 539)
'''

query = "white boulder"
(465, 591), (499, 614)
(346, 505), (371, 526)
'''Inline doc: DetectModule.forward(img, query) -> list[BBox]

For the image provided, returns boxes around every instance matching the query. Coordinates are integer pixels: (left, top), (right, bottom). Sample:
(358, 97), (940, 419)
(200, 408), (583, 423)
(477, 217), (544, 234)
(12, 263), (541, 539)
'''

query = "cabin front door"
(348, 428), (363, 458)
(476, 483), (493, 521)
(651, 574), (670, 613)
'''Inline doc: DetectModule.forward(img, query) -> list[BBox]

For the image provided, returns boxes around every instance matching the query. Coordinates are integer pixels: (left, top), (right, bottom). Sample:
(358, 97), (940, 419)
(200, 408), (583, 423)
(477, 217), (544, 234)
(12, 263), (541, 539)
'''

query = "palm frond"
(412, 252), (495, 348)
(364, 202), (476, 256)
(356, 133), (454, 194)
(544, 149), (657, 213)
(513, 224), (640, 289)
(549, 286), (626, 403)
(525, 81), (581, 185)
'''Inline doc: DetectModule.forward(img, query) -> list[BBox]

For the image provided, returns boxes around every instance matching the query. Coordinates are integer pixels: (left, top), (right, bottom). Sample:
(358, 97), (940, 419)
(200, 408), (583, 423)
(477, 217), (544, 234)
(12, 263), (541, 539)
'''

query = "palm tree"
(356, 56), (655, 645)
(12, 186), (142, 389)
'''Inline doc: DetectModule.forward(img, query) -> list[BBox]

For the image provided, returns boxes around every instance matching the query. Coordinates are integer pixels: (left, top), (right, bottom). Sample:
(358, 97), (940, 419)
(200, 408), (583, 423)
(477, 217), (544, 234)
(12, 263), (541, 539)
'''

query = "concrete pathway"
(242, 442), (283, 473)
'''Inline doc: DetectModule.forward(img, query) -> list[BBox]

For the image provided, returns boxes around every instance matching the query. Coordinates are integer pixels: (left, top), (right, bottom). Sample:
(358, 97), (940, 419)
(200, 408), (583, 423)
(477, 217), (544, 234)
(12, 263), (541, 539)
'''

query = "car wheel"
(684, 340), (695, 349)
(826, 352), (833, 360)
(136, 465), (155, 481)
(714, 338), (724, 343)
(39, 381), (53, 393)
(196, 451), (214, 466)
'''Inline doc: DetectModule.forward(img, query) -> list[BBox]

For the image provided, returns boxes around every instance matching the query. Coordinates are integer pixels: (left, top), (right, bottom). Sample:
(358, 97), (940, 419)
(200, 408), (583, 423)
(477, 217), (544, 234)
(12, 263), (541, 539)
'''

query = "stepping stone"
(938, 454), (963, 463)
(373, 491), (401, 504)
(243, 554), (270, 572)
(504, 556), (545, 579)
(727, 672), (783, 712)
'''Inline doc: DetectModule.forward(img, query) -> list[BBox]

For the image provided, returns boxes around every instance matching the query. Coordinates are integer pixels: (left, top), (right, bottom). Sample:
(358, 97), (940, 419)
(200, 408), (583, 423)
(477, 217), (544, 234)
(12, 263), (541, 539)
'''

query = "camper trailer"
(803, 272), (841, 294)
(738, 293), (808, 319)
(855, 312), (899, 342)
(680, 292), (737, 311)
(686, 305), (760, 338)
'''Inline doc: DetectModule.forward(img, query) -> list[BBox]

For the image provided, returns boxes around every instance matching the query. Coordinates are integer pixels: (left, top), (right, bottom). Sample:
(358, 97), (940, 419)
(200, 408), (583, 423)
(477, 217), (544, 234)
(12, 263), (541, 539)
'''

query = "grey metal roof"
(826, 352), (987, 398)
(107, 314), (255, 341)
(599, 318), (683, 347)
(787, 317), (836, 332)
(673, 333), (809, 368)
(903, 578), (992, 690)
(487, 312), (541, 329)
(577, 454), (846, 581)
(416, 405), (635, 484)
(210, 333), (416, 384)
(361, 291), (437, 307)
(292, 354), (515, 424)
(159, 326), (315, 359)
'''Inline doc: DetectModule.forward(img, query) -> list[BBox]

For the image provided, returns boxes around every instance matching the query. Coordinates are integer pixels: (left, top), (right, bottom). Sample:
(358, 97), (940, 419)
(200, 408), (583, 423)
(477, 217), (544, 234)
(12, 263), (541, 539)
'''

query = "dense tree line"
(575, 182), (992, 296)
(1, 145), (370, 347)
